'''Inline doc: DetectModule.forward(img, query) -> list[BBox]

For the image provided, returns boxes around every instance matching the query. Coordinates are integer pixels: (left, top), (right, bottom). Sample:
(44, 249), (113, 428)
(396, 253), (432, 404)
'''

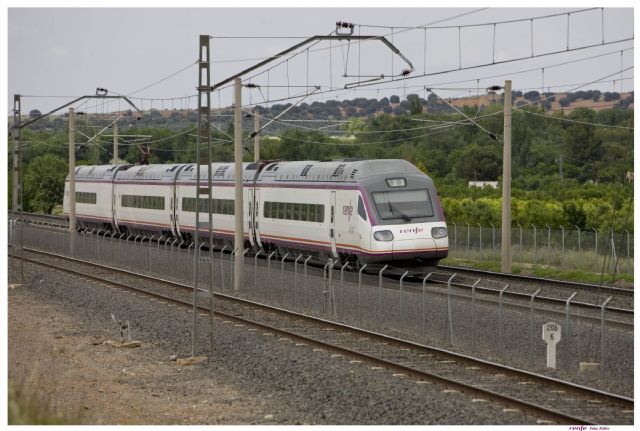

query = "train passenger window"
(278, 202), (285, 219)
(357, 195), (367, 221)
(286, 203), (294, 220)
(293, 203), (301, 220)
(317, 205), (325, 223)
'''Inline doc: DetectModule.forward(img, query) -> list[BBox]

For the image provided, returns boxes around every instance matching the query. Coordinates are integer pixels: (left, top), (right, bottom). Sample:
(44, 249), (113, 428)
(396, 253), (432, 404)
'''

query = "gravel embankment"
(9, 262), (547, 425)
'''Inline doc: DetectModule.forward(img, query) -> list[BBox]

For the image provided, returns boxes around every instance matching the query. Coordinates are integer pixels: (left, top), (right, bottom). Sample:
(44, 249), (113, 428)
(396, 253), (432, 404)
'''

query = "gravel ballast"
(8, 262), (547, 425)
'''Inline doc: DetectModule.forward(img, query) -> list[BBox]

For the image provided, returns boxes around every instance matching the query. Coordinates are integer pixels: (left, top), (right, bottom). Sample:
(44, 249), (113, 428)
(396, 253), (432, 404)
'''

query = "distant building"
(468, 181), (498, 189)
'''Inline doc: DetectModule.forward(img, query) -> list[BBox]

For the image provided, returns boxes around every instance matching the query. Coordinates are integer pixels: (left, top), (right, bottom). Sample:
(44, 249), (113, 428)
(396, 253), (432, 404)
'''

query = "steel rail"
(14, 250), (633, 425)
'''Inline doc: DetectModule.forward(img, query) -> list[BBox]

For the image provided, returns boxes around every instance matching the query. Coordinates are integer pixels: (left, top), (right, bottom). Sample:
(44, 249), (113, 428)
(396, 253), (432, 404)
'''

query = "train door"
(248, 187), (255, 247)
(330, 191), (337, 257)
(253, 188), (263, 249)
(112, 187), (119, 233)
(170, 186), (178, 238)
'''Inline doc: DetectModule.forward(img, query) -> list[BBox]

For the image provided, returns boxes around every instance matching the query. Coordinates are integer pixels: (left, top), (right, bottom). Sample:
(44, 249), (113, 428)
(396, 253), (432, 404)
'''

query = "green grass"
(8, 380), (76, 425)
(442, 256), (633, 285)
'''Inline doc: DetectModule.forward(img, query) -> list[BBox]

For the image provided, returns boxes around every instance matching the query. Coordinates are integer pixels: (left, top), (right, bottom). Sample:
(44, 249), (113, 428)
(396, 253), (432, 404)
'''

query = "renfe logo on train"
(342, 201), (353, 221)
(399, 227), (424, 235)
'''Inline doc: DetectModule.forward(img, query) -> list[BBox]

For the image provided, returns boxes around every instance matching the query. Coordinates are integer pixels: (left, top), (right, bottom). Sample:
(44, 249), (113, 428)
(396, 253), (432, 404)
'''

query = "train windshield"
(371, 189), (434, 222)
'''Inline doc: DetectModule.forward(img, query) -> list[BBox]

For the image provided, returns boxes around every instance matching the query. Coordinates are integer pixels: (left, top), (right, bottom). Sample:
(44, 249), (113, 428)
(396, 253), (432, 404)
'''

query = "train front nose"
(389, 225), (448, 261)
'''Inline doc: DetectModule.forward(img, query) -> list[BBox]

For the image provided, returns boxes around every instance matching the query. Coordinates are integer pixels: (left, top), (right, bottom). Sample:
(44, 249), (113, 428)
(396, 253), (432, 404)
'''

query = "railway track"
(11, 217), (634, 317)
(14, 247), (634, 425)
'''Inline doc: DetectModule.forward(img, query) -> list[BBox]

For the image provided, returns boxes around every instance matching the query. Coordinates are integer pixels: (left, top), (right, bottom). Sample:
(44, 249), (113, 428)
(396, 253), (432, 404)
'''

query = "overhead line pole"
(501, 80), (512, 273)
(193, 34), (214, 357)
(253, 110), (260, 162)
(10, 95), (22, 283)
(68, 108), (76, 256)
(234, 79), (244, 291)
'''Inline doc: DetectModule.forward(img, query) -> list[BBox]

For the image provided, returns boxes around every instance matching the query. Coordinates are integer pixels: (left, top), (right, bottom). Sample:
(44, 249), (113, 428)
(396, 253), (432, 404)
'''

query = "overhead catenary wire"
(515, 108), (634, 129)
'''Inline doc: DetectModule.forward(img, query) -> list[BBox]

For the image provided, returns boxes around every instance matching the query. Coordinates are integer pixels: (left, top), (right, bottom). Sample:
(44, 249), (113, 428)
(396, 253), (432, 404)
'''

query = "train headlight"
(374, 230), (394, 241)
(431, 227), (448, 239)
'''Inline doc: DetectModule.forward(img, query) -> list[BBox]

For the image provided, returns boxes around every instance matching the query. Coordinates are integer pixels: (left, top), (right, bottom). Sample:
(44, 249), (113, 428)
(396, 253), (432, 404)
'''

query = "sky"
(4, 3), (636, 116)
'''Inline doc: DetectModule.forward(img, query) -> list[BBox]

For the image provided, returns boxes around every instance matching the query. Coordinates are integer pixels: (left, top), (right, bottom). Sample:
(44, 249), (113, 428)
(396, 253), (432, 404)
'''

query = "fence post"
(490, 223), (495, 251)
(339, 261), (349, 319)
(197, 242), (206, 284)
(529, 288), (541, 368)
(399, 271), (409, 332)
(294, 254), (303, 309)
(267, 251), (276, 302)
(303, 256), (312, 312)
(477, 223), (482, 256)
(357, 264), (368, 324)
(444, 274), (456, 345)
(148, 235), (156, 274)
(564, 291), (577, 368)
(560, 225), (565, 257)
(422, 273), (432, 343)
(452, 222), (457, 252)
(532, 224), (537, 265)
(133, 234), (141, 268)
(610, 229), (617, 274)
(241, 248), (250, 291)
(601, 296), (612, 377)
(592, 227), (598, 258)
(96, 229), (103, 260)
(466, 223), (470, 257)
(499, 284), (509, 358)
(625, 229), (630, 274)
(517, 224), (523, 265)
(545, 224), (551, 267)
(219, 245), (228, 290)
(575, 226), (581, 270)
(322, 260), (331, 316)
(254, 250), (263, 293)
(280, 253), (290, 303)
(187, 242), (194, 282)
(378, 265), (389, 324)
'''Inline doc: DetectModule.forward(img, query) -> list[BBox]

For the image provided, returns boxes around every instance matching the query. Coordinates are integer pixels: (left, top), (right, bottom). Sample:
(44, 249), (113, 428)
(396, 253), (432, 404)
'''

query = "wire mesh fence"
(13, 222), (633, 387)
(447, 223), (634, 275)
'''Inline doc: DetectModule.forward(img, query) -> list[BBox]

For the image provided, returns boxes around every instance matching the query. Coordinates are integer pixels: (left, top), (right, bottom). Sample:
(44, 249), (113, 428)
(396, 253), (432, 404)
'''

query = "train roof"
(176, 163), (258, 182)
(72, 164), (132, 180)
(115, 163), (189, 181)
(259, 159), (425, 183)
(70, 160), (426, 183)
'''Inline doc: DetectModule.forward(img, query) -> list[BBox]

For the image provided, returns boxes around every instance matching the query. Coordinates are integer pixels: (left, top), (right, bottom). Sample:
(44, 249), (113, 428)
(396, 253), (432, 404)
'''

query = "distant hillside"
(14, 90), (634, 133)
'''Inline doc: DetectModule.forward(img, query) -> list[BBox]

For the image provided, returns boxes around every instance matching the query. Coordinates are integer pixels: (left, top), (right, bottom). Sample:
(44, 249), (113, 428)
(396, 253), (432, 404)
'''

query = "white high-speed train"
(63, 159), (448, 266)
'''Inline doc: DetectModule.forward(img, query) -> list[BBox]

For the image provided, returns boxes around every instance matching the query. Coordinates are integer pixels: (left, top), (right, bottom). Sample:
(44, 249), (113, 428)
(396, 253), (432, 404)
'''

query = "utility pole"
(234, 78), (244, 290)
(501, 80), (512, 273)
(68, 108), (77, 256)
(10, 95), (23, 283)
(253, 110), (260, 162)
(193, 34), (214, 357)
(112, 122), (119, 163)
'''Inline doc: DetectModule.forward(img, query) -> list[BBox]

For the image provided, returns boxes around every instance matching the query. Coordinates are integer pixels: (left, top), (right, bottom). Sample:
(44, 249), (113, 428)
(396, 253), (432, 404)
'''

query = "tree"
(453, 144), (501, 180)
(389, 95), (400, 104)
(29, 109), (42, 118)
(23, 154), (68, 214)
(407, 94), (423, 115)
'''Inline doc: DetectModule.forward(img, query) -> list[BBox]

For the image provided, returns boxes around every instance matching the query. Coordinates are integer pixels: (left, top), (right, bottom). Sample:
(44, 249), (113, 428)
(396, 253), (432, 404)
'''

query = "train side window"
(278, 202), (286, 219)
(317, 204), (325, 223)
(294, 203), (301, 220)
(286, 203), (294, 220)
(357, 195), (367, 221)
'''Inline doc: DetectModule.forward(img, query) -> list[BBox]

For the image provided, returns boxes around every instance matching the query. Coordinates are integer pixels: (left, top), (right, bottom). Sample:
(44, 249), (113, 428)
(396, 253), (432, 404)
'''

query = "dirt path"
(8, 287), (264, 425)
